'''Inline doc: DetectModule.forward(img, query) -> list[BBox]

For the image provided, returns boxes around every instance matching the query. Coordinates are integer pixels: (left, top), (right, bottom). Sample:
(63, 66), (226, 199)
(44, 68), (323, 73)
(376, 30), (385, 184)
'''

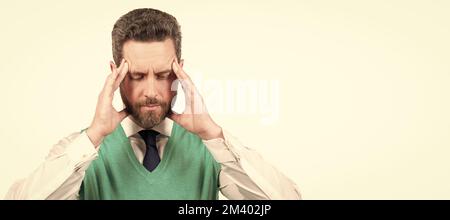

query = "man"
(5, 8), (300, 200)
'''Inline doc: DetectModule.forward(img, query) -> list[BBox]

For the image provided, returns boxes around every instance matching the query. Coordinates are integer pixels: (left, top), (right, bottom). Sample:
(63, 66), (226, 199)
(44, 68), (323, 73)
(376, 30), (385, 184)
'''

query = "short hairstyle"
(111, 8), (182, 65)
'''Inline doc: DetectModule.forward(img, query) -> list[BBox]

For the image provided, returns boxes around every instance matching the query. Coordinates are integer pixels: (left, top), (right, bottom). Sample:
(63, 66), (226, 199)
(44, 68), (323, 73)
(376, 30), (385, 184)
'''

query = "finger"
(109, 61), (116, 72)
(111, 60), (119, 77)
(103, 68), (116, 91)
(172, 59), (192, 81)
(111, 59), (125, 80)
(171, 59), (197, 97)
(102, 61), (120, 96)
(113, 61), (128, 90)
(171, 60), (206, 113)
(116, 58), (126, 75)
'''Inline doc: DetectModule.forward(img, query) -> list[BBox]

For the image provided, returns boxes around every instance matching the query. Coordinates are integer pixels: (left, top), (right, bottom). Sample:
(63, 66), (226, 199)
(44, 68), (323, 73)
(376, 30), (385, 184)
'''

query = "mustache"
(137, 97), (163, 106)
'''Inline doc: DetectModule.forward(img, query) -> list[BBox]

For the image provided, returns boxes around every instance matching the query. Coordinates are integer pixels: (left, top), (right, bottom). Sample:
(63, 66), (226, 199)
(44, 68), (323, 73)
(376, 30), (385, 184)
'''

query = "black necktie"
(138, 130), (160, 172)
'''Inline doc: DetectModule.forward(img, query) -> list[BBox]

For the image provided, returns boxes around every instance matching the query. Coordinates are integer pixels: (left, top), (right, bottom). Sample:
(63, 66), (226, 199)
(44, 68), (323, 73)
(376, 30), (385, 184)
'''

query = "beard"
(121, 91), (170, 129)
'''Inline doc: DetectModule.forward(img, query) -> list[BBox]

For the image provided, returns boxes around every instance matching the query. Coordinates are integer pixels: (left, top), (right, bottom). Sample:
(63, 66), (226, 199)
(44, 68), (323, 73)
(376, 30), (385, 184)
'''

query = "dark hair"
(111, 8), (182, 65)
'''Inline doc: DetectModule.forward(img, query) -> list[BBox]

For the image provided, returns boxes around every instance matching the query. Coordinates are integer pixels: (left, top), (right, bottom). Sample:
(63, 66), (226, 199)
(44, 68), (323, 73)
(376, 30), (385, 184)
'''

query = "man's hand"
(86, 59), (129, 146)
(169, 59), (224, 140)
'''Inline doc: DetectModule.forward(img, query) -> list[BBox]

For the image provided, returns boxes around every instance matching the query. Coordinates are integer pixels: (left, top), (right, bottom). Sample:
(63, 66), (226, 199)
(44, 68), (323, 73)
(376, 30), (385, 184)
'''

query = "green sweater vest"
(79, 122), (221, 200)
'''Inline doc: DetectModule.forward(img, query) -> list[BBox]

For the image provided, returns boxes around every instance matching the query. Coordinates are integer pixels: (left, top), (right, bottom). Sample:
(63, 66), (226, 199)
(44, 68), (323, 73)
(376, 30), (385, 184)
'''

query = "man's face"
(120, 38), (180, 129)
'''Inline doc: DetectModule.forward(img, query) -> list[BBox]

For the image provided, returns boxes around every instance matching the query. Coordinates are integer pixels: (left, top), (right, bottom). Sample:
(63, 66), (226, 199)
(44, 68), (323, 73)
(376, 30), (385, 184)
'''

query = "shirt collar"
(121, 115), (173, 138)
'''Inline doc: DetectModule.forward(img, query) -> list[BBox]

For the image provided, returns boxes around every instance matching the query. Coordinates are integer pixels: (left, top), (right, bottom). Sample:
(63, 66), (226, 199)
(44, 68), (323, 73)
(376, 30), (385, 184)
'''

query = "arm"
(5, 59), (130, 200)
(203, 130), (301, 200)
(5, 132), (97, 200)
(169, 60), (301, 200)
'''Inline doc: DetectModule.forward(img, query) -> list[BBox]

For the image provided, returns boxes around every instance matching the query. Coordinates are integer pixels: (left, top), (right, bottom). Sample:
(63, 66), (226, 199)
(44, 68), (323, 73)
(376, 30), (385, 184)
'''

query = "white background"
(1, 0), (450, 199)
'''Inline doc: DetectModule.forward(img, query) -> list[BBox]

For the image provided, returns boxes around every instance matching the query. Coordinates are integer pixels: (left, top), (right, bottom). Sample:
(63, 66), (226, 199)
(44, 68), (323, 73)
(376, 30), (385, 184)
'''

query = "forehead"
(122, 39), (176, 72)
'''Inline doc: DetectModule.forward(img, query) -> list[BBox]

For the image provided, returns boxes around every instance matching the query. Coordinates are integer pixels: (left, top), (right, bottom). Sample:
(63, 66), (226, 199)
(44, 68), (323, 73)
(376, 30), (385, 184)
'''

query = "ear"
(179, 59), (184, 68)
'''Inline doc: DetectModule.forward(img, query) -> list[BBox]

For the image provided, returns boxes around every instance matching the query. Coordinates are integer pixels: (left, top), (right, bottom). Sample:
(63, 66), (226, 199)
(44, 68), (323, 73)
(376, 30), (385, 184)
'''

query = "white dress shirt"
(5, 116), (301, 200)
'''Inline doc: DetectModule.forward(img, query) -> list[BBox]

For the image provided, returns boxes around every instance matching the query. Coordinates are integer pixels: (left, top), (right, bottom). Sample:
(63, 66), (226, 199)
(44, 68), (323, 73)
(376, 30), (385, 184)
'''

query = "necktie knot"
(138, 130), (159, 148)
(138, 130), (160, 172)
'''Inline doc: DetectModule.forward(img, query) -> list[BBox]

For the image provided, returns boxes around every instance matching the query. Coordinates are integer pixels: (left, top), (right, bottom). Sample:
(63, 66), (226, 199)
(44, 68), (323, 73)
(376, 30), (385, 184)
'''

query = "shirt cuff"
(202, 129), (240, 163)
(65, 131), (98, 166)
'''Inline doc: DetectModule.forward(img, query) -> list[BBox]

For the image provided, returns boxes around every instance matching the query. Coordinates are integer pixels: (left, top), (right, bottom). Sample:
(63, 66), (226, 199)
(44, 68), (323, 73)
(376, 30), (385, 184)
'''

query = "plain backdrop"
(1, 0), (450, 199)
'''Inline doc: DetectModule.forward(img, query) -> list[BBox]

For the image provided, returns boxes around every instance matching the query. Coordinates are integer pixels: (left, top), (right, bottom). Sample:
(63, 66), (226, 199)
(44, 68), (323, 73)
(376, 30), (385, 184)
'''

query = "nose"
(143, 75), (158, 98)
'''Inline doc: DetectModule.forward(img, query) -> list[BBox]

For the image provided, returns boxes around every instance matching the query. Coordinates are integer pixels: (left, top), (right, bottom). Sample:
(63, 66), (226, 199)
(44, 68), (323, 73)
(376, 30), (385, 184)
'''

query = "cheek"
(157, 80), (175, 100)
(121, 81), (140, 103)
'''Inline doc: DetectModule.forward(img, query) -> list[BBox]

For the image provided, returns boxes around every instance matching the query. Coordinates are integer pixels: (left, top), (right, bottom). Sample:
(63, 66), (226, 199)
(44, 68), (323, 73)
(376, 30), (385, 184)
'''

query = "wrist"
(198, 124), (224, 140)
(86, 126), (105, 147)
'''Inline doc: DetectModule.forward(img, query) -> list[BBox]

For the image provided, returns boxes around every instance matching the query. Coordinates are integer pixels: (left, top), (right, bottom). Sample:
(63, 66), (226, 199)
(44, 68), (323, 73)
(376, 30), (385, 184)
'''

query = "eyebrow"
(129, 68), (172, 75)
(154, 68), (172, 74)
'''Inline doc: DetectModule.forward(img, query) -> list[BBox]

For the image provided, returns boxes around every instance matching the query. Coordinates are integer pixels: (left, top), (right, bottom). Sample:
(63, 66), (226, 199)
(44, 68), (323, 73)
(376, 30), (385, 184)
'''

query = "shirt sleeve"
(202, 129), (302, 200)
(4, 131), (98, 200)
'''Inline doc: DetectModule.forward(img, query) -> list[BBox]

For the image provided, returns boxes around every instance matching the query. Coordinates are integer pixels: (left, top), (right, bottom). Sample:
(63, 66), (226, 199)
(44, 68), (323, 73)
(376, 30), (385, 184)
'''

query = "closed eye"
(156, 72), (171, 80)
(129, 72), (145, 80)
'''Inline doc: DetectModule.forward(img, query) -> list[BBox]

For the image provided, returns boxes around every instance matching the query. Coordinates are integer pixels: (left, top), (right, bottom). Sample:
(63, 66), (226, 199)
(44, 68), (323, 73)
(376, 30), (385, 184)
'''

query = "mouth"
(141, 104), (160, 111)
